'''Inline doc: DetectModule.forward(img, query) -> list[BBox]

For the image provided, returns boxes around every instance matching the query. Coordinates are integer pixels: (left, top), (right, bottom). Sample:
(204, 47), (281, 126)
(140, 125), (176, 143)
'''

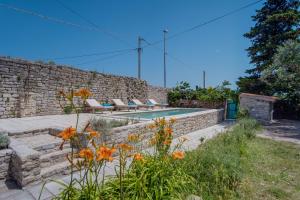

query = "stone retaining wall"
(108, 109), (224, 146)
(0, 149), (12, 183)
(0, 57), (169, 119)
(9, 139), (41, 187)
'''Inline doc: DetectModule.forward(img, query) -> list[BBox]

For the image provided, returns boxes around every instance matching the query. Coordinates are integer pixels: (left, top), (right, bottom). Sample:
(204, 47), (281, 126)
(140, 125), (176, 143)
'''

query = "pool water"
(117, 108), (204, 119)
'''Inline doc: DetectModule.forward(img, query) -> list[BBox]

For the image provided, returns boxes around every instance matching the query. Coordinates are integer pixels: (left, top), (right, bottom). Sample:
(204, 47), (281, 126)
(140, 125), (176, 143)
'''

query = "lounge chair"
(86, 99), (114, 113)
(111, 99), (137, 111)
(131, 99), (154, 110)
(147, 99), (168, 108)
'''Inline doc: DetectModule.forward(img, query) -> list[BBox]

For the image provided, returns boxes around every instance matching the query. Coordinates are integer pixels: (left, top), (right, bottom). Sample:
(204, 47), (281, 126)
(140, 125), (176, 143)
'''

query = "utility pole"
(137, 36), (142, 79)
(203, 70), (206, 89)
(163, 29), (168, 88)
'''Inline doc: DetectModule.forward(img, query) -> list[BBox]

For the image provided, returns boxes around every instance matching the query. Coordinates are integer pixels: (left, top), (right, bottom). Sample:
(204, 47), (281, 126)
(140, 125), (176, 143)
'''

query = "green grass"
(180, 118), (300, 200)
(238, 137), (300, 200)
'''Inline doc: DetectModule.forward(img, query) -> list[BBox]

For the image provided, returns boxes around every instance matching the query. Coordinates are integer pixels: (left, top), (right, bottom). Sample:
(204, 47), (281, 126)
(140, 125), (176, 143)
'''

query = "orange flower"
(89, 131), (99, 138)
(149, 137), (157, 146)
(163, 139), (171, 145)
(58, 127), (76, 140)
(118, 143), (134, 151)
(160, 118), (166, 126)
(164, 127), (173, 135)
(96, 146), (116, 162)
(75, 88), (92, 99)
(172, 151), (185, 160)
(79, 148), (94, 161)
(169, 117), (176, 124)
(128, 134), (139, 142)
(179, 136), (188, 143)
(148, 123), (156, 129)
(133, 153), (143, 161)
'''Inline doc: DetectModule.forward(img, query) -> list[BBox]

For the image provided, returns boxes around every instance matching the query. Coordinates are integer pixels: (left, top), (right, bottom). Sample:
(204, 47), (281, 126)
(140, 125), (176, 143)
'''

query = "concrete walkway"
(0, 121), (234, 200)
(258, 119), (300, 145)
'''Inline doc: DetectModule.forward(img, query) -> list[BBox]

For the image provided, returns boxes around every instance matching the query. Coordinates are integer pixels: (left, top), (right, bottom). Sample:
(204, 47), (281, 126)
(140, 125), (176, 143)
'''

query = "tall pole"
(137, 36), (142, 79)
(163, 29), (168, 88)
(203, 70), (206, 89)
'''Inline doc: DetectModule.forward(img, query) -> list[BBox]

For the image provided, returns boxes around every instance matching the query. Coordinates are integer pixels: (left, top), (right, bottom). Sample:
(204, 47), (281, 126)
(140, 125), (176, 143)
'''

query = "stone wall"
(0, 57), (169, 118)
(107, 109), (224, 146)
(147, 85), (170, 104)
(0, 149), (12, 184)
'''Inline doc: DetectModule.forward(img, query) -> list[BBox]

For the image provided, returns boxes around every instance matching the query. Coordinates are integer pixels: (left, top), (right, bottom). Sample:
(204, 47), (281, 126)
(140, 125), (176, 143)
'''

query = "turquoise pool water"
(117, 108), (204, 119)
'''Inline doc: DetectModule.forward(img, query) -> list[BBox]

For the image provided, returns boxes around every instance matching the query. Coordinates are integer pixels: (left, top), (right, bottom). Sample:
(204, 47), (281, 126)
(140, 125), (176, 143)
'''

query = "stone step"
(15, 134), (70, 153)
(40, 148), (72, 168)
(41, 159), (81, 180)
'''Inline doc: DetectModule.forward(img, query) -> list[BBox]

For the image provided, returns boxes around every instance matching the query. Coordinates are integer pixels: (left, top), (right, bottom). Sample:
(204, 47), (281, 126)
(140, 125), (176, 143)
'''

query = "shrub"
(237, 108), (250, 119)
(179, 117), (260, 199)
(63, 105), (73, 114)
(0, 132), (9, 149)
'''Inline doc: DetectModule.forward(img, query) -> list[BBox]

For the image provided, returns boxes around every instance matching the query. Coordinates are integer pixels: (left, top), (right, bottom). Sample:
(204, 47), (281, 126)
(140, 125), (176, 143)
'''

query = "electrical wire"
(142, 0), (263, 48)
(75, 49), (135, 66)
(55, 0), (135, 48)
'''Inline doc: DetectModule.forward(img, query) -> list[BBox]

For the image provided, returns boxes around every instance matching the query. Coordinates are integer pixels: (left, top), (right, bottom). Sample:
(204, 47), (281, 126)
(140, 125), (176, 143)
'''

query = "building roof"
(239, 93), (278, 102)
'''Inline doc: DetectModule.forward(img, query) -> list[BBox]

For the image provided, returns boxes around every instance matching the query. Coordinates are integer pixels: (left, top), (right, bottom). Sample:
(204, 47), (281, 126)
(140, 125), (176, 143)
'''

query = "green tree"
(237, 0), (300, 93)
(261, 40), (300, 103)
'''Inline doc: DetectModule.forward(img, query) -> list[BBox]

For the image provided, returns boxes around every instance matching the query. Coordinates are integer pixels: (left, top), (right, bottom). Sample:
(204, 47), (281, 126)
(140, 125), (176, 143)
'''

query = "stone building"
(239, 93), (278, 121)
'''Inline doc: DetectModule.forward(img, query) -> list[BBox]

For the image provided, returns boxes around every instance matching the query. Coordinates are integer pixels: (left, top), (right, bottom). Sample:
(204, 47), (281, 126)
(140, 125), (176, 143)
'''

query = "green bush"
(0, 133), (9, 149)
(179, 118), (260, 199)
(168, 80), (238, 106)
(63, 105), (73, 114)
(101, 155), (195, 199)
(237, 108), (250, 119)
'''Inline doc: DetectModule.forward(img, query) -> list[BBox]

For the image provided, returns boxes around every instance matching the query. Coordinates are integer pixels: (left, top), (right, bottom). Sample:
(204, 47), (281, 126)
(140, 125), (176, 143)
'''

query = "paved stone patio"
(258, 119), (300, 145)
(0, 121), (234, 200)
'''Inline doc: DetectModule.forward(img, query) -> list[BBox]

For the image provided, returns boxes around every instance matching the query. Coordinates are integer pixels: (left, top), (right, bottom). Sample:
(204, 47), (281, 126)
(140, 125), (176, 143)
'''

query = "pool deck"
(0, 108), (214, 135)
(0, 120), (235, 200)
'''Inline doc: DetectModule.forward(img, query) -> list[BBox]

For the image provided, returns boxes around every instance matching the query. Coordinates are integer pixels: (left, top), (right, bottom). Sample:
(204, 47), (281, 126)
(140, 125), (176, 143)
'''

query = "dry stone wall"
(0, 57), (169, 118)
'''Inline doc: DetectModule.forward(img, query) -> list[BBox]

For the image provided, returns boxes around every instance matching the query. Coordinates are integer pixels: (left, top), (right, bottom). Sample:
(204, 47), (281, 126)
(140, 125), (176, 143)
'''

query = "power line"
(143, 38), (196, 70)
(0, 2), (134, 48)
(75, 49), (135, 66)
(0, 3), (97, 31)
(142, 0), (263, 48)
(45, 48), (135, 60)
(55, 0), (135, 48)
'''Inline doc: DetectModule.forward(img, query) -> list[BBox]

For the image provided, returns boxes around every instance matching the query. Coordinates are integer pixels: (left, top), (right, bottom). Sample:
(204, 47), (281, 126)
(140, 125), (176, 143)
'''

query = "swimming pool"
(116, 108), (205, 119)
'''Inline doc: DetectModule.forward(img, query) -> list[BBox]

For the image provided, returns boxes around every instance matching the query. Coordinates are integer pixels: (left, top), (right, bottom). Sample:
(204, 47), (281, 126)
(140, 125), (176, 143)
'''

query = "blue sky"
(0, 0), (263, 88)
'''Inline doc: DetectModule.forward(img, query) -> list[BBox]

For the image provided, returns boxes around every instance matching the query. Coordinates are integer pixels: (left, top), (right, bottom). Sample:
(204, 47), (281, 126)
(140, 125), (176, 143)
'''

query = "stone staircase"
(11, 132), (78, 186)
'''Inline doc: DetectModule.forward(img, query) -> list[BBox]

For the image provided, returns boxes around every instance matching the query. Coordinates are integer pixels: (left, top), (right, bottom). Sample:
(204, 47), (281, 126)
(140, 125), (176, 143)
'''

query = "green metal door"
(226, 100), (238, 119)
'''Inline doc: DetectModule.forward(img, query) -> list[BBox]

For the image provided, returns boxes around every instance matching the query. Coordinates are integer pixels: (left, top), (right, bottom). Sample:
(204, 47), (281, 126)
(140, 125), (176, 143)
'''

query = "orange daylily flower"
(169, 117), (176, 124)
(74, 88), (92, 99)
(163, 139), (172, 145)
(148, 123), (156, 129)
(159, 118), (166, 126)
(58, 127), (76, 140)
(118, 143), (134, 151)
(79, 148), (94, 161)
(89, 131), (99, 138)
(133, 153), (144, 161)
(164, 127), (173, 135)
(96, 146), (116, 162)
(128, 134), (139, 142)
(172, 151), (185, 160)
(149, 137), (157, 146)
(179, 136), (188, 143)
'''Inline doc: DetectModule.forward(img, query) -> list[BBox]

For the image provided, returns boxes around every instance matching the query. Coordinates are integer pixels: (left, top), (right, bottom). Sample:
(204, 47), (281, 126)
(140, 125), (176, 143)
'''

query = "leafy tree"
(237, 0), (300, 93)
(261, 40), (300, 103)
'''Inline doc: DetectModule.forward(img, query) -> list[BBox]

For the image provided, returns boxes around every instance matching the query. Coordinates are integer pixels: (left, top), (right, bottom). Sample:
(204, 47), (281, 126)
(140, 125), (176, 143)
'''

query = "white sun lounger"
(131, 99), (154, 109)
(147, 99), (168, 108)
(112, 99), (137, 111)
(86, 99), (114, 113)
